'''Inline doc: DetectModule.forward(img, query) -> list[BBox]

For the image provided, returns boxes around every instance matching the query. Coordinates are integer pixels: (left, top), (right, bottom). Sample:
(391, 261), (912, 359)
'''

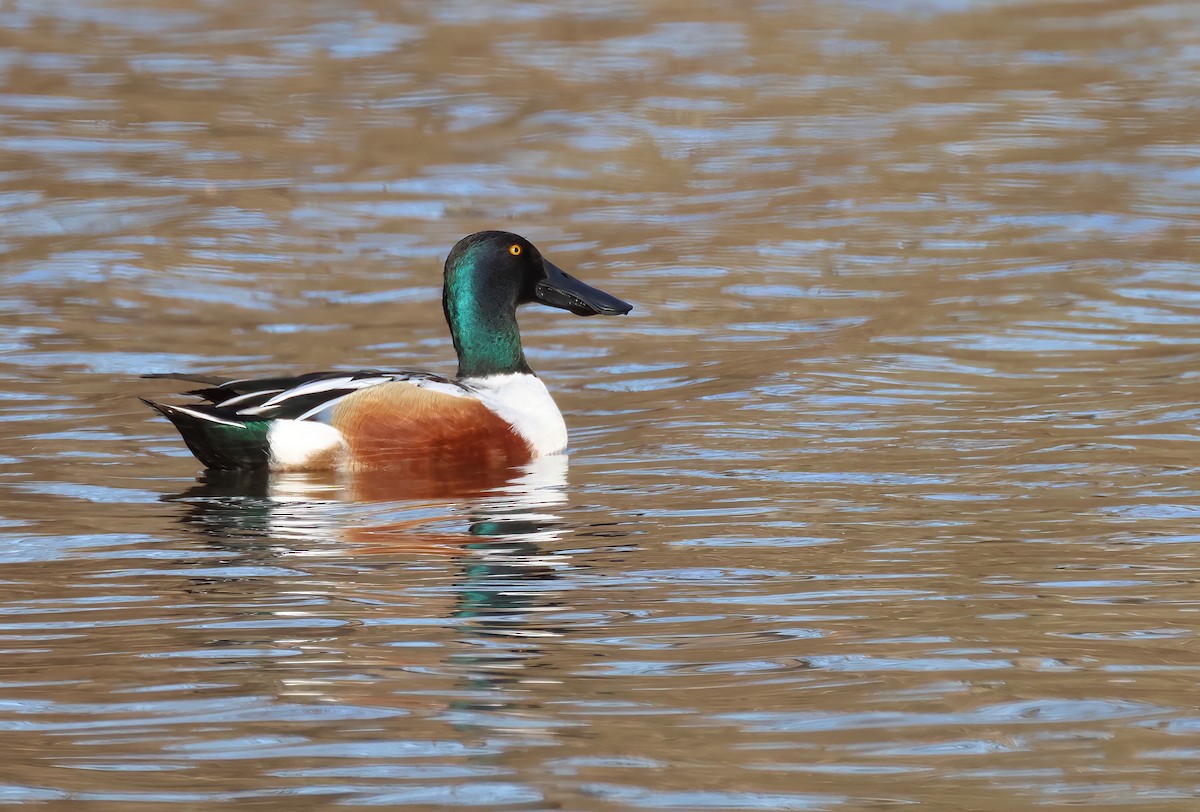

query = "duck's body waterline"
(143, 231), (630, 472)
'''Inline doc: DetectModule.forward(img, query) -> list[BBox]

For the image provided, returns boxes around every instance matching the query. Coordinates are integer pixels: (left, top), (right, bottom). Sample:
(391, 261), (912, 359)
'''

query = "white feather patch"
(463, 373), (567, 457)
(267, 420), (347, 471)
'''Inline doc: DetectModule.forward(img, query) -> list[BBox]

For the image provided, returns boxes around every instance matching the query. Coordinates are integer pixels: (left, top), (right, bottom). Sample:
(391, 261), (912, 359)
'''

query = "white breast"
(464, 373), (568, 457)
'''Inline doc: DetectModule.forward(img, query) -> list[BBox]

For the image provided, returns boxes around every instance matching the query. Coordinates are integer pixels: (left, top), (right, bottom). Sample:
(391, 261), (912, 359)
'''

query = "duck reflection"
(168, 455), (570, 550)
(163, 456), (577, 720)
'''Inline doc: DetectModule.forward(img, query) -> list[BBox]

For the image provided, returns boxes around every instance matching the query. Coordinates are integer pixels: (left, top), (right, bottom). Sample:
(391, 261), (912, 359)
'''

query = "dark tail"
(142, 399), (271, 471)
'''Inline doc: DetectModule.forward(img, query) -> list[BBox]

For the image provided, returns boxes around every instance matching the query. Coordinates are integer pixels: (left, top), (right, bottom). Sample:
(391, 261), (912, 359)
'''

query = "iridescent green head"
(442, 231), (632, 379)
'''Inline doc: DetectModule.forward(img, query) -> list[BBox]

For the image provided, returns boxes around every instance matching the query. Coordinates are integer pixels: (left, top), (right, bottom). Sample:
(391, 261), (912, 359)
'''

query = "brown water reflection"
(2, 0), (1200, 808)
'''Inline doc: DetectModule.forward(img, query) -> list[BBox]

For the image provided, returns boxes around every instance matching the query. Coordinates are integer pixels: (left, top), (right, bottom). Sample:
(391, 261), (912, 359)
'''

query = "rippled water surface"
(3, 0), (1200, 808)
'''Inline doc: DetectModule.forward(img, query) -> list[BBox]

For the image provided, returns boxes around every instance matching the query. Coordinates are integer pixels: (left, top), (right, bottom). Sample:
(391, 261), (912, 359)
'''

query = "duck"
(142, 230), (632, 472)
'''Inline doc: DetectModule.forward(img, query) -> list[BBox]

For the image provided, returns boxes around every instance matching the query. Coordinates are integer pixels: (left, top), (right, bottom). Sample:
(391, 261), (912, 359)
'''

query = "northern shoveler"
(143, 230), (632, 471)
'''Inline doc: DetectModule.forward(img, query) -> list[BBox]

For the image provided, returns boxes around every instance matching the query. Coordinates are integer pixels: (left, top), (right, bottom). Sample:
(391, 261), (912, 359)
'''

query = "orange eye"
(509, 244), (522, 256)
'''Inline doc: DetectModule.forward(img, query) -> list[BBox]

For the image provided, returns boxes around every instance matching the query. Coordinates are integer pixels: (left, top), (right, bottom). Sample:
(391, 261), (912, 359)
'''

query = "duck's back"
(144, 369), (566, 471)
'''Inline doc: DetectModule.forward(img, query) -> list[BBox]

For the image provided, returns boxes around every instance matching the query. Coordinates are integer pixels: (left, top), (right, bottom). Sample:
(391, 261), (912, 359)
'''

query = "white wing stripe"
(168, 404), (244, 427)
(240, 376), (394, 414)
(294, 393), (354, 421)
(217, 389), (284, 409)
(258, 377), (379, 407)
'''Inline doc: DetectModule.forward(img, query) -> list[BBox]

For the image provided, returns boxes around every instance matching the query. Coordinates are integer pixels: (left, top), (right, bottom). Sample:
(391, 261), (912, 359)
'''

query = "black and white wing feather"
(145, 369), (471, 422)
